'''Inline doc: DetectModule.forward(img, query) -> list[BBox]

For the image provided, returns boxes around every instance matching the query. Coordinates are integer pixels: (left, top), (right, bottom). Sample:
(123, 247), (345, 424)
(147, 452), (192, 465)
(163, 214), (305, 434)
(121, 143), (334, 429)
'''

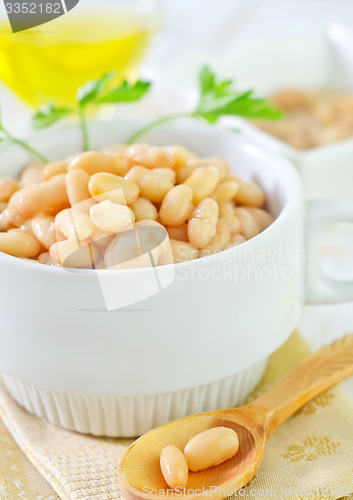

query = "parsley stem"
(79, 106), (89, 151)
(0, 127), (48, 164)
(126, 113), (191, 145)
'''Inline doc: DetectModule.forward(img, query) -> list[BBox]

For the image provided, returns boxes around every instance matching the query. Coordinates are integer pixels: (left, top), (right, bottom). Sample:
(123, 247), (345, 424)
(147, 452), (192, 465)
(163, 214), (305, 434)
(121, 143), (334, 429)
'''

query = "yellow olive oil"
(0, 14), (154, 106)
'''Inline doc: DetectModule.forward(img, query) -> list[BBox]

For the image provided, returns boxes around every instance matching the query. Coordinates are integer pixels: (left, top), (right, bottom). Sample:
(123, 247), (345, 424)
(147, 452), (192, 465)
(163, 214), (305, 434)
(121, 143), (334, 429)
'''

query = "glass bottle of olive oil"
(0, 5), (157, 107)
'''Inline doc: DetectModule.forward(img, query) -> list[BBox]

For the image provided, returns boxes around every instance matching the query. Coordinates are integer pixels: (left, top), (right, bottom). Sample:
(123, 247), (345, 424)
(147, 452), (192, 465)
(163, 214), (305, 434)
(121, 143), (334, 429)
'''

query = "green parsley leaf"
(97, 80), (151, 103)
(199, 65), (233, 97)
(32, 102), (73, 129)
(76, 71), (116, 107)
(32, 70), (152, 152)
(194, 65), (284, 123)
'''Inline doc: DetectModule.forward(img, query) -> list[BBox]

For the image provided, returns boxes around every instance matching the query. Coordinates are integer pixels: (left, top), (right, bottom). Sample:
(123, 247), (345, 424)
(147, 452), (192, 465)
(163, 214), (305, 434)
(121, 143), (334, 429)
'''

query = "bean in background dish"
(254, 89), (353, 150)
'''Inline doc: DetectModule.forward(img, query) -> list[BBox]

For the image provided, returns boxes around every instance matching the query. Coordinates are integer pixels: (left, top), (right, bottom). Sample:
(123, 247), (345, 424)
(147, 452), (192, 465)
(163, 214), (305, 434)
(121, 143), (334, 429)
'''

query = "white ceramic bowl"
(1, 119), (353, 437)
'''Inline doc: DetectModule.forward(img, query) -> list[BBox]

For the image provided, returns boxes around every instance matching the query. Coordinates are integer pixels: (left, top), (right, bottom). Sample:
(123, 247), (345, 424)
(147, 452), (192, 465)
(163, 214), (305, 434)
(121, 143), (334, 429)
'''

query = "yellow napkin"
(0, 332), (353, 500)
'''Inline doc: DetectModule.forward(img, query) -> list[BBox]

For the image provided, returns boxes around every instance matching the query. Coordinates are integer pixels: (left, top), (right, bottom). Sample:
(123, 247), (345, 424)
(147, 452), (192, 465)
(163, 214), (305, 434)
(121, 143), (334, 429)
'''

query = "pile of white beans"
(0, 143), (274, 269)
(160, 427), (239, 490)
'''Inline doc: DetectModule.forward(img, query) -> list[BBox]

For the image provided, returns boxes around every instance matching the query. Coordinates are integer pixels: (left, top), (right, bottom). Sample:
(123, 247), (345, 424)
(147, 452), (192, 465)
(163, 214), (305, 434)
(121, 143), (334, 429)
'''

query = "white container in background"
(169, 26), (353, 200)
(221, 26), (353, 201)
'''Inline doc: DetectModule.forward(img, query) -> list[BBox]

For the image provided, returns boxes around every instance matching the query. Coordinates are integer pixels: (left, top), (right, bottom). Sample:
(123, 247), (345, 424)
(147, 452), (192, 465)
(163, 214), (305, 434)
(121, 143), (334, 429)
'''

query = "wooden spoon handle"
(246, 333), (353, 439)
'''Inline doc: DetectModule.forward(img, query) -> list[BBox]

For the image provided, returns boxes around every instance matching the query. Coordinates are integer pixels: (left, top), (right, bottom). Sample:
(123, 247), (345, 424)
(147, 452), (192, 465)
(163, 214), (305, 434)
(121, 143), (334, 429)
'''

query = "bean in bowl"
(0, 143), (274, 269)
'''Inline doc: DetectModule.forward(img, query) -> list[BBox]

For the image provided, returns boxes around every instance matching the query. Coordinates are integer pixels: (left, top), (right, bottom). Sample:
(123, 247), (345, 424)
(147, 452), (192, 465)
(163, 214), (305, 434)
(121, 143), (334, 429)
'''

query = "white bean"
(184, 427), (239, 472)
(187, 198), (219, 249)
(160, 446), (188, 490)
(90, 201), (135, 233)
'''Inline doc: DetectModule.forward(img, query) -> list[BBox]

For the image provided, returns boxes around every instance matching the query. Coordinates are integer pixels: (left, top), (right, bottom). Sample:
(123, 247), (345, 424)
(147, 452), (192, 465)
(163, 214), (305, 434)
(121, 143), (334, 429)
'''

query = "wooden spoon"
(119, 334), (353, 500)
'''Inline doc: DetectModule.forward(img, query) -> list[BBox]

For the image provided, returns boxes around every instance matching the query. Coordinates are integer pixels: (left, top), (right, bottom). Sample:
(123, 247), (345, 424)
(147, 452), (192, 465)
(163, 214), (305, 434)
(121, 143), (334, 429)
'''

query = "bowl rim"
(0, 117), (303, 274)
